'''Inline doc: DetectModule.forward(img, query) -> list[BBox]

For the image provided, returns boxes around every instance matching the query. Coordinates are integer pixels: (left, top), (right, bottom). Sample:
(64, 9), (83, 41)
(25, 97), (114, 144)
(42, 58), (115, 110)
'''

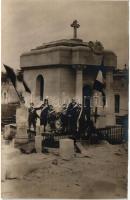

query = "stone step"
(76, 142), (88, 155)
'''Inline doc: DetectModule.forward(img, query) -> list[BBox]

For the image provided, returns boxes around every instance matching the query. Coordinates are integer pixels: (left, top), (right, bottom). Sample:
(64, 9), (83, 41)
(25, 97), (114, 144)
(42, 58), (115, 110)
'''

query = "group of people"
(28, 99), (53, 132)
(28, 98), (82, 135)
(28, 99), (93, 139)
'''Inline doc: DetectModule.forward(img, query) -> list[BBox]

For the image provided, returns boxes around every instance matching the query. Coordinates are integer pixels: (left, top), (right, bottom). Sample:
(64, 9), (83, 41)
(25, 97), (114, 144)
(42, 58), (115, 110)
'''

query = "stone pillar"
(75, 66), (83, 104)
(105, 70), (115, 126)
(4, 124), (16, 140)
(15, 104), (28, 145)
(35, 135), (42, 153)
(59, 139), (75, 160)
(36, 126), (40, 135)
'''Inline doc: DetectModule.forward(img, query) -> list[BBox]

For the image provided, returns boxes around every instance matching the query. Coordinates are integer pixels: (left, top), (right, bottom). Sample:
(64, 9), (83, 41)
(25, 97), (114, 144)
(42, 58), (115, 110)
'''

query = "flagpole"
(14, 86), (24, 104)
(3, 64), (24, 104)
(13, 81), (24, 104)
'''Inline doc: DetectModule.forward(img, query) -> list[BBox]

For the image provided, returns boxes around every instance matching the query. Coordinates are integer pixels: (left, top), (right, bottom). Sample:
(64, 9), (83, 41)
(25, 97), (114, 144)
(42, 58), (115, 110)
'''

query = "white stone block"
(35, 135), (42, 153)
(4, 124), (16, 140)
(15, 105), (29, 145)
(36, 126), (40, 135)
(59, 138), (75, 160)
(15, 126), (28, 144)
(5, 146), (21, 160)
(17, 126), (28, 136)
(10, 138), (15, 148)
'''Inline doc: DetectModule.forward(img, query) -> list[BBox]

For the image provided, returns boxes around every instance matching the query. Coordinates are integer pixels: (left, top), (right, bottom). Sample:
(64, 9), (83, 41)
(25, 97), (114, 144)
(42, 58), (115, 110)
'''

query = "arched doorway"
(83, 85), (92, 120)
(36, 75), (44, 100)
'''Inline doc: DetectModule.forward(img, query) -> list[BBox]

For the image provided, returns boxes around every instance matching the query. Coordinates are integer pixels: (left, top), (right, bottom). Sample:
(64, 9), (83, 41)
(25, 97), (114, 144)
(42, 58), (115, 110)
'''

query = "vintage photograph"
(1, 0), (128, 199)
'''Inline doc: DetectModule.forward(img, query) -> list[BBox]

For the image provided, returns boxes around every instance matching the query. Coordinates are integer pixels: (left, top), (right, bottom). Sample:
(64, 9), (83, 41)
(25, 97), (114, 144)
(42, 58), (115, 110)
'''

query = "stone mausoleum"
(14, 21), (128, 127)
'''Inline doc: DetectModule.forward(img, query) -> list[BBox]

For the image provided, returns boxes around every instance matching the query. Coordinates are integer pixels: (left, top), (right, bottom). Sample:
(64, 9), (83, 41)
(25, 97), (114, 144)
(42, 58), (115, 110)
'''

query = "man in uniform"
(66, 99), (80, 136)
(28, 102), (39, 136)
(48, 105), (57, 133)
(60, 104), (68, 133)
(39, 99), (50, 133)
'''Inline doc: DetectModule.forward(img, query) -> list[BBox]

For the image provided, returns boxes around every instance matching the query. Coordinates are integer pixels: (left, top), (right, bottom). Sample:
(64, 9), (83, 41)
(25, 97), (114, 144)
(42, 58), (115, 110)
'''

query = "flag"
(17, 71), (31, 93)
(93, 70), (105, 92)
(4, 64), (31, 94)
(3, 64), (16, 87)
(93, 57), (106, 107)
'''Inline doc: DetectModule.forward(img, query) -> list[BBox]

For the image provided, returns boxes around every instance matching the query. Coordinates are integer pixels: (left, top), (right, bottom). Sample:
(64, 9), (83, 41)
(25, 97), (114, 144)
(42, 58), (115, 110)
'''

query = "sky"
(1, 0), (129, 70)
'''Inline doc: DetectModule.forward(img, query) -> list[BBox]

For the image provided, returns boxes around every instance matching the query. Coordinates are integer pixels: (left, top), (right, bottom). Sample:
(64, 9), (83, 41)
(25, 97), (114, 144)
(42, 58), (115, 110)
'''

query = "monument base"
(35, 135), (43, 153)
(15, 126), (28, 144)
(59, 138), (75, 160)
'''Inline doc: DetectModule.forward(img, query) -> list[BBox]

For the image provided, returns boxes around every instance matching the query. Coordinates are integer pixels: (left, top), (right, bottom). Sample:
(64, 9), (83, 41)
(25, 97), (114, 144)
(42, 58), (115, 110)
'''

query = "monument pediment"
(31, 39), (85, 50)
(23, 39), (105, 53)
(20, 38), (117, 69)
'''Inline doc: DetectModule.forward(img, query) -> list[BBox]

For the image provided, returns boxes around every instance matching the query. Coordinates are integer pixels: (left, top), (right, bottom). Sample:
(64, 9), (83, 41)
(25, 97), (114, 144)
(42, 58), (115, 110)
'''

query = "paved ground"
(1, 140), (128, 199)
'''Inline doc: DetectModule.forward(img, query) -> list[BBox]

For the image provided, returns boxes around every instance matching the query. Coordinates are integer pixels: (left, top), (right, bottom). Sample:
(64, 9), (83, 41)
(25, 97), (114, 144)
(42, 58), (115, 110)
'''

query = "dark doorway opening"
(36, 75), (44, 100)
(115, 94), (120, 113)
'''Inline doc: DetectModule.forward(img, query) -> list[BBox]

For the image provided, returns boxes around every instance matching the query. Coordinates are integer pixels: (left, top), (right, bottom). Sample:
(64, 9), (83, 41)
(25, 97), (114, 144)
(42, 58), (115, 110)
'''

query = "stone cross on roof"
(71, 20), (80, 39)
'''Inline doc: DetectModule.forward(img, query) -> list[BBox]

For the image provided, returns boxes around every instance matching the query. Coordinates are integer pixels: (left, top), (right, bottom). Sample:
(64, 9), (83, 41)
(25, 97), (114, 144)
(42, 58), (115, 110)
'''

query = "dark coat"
(28, 107), (39, 122)
(67, 103), (79, 120)
(66, 103), (80, 133)
(48, 110), (56, 122)
(60, 108), (67, 125)
(40, 105), (50, 126)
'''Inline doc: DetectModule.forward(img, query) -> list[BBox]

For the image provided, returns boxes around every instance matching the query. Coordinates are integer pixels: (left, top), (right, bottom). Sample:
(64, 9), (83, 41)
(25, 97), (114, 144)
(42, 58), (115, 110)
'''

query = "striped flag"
(93, 70), (104, 92)
(93, 56), (106, 108)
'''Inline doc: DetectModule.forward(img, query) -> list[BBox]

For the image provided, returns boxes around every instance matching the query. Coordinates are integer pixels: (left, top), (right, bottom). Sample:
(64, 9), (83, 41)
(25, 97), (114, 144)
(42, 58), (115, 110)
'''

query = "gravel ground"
(1, 139), (128, 199)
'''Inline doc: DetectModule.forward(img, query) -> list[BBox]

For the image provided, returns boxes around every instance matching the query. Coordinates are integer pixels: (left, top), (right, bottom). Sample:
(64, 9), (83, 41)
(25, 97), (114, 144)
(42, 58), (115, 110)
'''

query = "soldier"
(48, 105), (57, 133)
(85, 119), (96, 142)
(28, 102), (39, 133)
(66, 99), (79, 136)
(39, 99), (50, 133)
(60, 104), (68, 133)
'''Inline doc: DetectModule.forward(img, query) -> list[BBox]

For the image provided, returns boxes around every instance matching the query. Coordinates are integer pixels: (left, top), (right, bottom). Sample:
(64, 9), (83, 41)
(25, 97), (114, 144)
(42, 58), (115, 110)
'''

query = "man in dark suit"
(48, 105), (57, 133)
(66, 99), (80, 136)
(39, 99), (50, 132)
(28, 103), (39, 132)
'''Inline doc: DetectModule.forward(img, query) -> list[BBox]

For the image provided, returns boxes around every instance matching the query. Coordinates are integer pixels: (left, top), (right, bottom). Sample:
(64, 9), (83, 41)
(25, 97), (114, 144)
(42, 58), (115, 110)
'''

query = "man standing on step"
(66, 99), (79, 136)
(28, 102), (39, 135)
(48, 105), (57, 133)
(39, 99), (50, 133)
